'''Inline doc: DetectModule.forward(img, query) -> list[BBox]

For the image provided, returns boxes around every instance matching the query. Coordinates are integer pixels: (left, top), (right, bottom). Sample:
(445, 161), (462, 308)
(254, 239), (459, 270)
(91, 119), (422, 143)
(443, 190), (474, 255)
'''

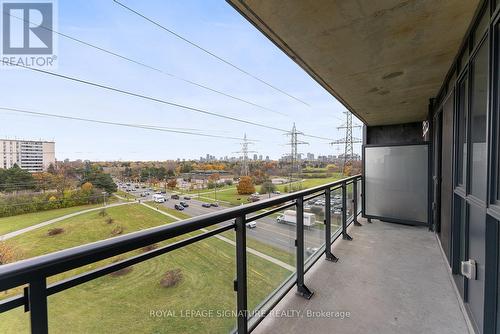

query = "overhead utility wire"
(0, 60), (290, 132)
(1, 62), (335, 141)
(3, 11), (286, 117)
(0, 107), (258, 142)
(113, 0), (309, 107)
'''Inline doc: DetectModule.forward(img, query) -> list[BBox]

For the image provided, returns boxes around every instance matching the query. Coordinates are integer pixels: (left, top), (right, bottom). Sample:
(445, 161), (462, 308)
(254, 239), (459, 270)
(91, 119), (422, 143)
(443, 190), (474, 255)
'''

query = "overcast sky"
(0, 0), (362, 161)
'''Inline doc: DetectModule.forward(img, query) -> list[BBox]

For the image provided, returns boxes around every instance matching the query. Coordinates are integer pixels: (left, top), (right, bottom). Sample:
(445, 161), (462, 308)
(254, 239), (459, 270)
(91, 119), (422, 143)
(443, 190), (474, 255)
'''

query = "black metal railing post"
(234, 215), (248, 334)
(296, 196), (313, 299)
(342, 182), (353, 240)
(353, 180), (362, 226)
(28, 277), (48, 334)
(324, 189), (338, 262)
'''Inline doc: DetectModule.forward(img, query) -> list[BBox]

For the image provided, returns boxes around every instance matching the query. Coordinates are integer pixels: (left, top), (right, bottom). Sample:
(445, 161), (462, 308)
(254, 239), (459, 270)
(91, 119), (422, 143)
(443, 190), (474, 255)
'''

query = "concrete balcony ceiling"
(228, 0), (480, 126)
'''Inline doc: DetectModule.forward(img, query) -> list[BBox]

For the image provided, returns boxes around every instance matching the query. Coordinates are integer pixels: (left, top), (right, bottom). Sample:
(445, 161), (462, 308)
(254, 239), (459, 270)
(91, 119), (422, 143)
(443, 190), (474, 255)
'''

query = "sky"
(0, 0), (362, 161)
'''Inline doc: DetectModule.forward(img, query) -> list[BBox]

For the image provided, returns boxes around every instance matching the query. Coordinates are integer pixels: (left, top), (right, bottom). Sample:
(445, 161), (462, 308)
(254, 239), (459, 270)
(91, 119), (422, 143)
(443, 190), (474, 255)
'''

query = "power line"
(3, 11), (286, 117)
(0, 60), (291, 133)
(113, 0), (309, 107)
(0, 107), (259, 142)
(0, 62), (337, 142)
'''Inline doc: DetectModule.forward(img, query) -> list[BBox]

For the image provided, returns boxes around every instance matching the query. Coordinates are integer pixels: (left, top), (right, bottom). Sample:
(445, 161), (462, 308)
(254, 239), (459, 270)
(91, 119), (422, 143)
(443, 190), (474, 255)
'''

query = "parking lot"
(117, 182), (343, 255)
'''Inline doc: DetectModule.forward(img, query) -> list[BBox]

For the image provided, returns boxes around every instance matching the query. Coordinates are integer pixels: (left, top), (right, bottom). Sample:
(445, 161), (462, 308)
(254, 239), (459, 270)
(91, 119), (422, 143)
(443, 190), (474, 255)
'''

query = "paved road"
(141, 202), (295, 271)
(130, 186), (328, 255)
(117, 183), (334, 253)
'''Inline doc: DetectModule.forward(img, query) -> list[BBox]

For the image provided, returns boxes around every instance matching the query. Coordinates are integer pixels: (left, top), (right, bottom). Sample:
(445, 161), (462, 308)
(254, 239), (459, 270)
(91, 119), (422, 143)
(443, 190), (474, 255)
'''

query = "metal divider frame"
(362, 142), (432, 227)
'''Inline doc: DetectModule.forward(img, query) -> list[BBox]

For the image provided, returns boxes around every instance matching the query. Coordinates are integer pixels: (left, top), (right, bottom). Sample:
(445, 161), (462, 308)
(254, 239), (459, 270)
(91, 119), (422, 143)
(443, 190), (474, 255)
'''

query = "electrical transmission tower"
(285, 123), (308, 188)
(331, 111), (362, 175)
(234, 133), (256, 176)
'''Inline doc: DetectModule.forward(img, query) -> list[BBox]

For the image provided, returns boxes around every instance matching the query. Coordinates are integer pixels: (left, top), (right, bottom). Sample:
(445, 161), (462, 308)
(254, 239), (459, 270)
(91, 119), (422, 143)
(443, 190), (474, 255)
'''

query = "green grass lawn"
(0, 204), (291, 333)
(115, 190), (136, 201)
(199, 188), (251, 206)
(273, 175), (344, 193)
(178, 184), (235, 195)
(147, 202), (295, 267)
(0, 203), (106, 236)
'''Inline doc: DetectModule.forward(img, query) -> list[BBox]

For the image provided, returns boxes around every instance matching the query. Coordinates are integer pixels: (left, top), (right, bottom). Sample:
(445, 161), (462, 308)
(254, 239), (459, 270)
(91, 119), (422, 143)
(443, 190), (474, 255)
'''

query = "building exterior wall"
(430, 1), (500, 333)
(0, 139), (55, 173)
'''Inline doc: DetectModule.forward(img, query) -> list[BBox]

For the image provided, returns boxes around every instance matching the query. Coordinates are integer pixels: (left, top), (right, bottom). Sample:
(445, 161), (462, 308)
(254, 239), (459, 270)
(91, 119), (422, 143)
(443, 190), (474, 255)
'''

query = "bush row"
(0, 189), (104, 218)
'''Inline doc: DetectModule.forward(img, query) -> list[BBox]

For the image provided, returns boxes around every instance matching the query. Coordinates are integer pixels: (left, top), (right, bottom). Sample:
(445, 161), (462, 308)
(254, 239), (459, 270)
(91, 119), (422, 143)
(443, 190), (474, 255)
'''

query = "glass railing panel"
(330, 188), (343, 238)
(304, 193), (325, 263)
(246, 207), (296, 322)
(44, 235), (237, 334)
(346, 182), (354, 221)
(357, 178), (362, 215)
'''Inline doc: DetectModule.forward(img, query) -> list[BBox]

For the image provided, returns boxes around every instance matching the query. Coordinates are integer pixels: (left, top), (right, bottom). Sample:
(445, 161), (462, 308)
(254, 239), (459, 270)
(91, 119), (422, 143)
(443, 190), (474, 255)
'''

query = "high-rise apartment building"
(0, 139), (55, 172)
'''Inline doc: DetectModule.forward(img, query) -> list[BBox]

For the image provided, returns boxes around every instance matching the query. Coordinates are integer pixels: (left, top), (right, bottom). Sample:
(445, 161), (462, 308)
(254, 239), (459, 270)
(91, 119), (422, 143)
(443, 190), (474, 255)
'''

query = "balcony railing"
(0, 174), (362, 334)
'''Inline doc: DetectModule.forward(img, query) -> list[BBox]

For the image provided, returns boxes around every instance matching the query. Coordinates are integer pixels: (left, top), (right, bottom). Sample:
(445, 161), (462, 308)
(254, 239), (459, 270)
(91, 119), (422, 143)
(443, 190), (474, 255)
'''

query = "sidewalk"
(0, 202), (134, 241)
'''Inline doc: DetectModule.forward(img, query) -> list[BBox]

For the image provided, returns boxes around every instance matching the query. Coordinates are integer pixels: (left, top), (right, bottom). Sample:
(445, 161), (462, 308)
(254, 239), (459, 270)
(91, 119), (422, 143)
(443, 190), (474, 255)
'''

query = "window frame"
(468, 34), (490, 202)
(491, 16), (500, 211)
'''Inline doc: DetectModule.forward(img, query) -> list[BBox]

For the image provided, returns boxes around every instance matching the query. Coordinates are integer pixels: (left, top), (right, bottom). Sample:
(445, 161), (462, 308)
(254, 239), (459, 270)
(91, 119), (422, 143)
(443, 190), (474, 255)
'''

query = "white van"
(152, 194), (166, 203)
(276, 210), (316, 226)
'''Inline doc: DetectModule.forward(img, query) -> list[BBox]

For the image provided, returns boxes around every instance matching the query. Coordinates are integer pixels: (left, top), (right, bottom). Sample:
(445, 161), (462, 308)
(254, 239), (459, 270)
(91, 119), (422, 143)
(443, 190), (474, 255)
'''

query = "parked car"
(183, 196), (191, 200)
(248, 196), (260, 202)
(140, 193), (147, 197)
(202, 203), (211, 208)
(174, 204), (184, 211)
(273, 191), (281, 194)
(210, 202), (219, 207)
(180, 201), (189, 208)
(246, 221), (257, 229)
(171, 194), (179, 200)
(160, 191), (166, 194)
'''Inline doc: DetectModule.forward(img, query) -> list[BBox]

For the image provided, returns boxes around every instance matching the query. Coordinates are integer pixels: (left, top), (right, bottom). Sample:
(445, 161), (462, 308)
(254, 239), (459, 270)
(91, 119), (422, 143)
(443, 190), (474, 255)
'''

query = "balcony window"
(456, 76), (468, 188)
(470, 40), (489, 201)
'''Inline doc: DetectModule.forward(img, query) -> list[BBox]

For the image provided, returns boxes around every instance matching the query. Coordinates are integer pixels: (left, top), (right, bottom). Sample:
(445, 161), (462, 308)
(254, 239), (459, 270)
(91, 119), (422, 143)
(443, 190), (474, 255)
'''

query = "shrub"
(105, 217), (114, 224)
(110, 225), (124, 236)
(160, 269), (183, 288)
(0, 242), (19, 265)
(99, 209), (107, 217)
(47, 228), (64, 236)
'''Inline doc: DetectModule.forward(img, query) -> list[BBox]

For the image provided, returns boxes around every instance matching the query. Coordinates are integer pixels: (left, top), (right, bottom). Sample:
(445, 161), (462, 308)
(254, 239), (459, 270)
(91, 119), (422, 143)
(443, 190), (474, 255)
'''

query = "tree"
(167, 179), (177, 190)
(81, 172), (117, 193)
(32, 172), (55, 193)
(237, 176), (255, 195)
(47, 163), (57, 175)
(81, 182), (93, 192)
(0, 165), (35, 192)
(260, 181), (276, 194)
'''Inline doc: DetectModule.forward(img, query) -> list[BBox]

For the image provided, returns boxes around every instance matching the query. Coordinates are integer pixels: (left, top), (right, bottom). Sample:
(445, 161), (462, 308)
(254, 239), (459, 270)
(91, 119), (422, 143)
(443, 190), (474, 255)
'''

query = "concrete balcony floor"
(254, 218), (471, 334)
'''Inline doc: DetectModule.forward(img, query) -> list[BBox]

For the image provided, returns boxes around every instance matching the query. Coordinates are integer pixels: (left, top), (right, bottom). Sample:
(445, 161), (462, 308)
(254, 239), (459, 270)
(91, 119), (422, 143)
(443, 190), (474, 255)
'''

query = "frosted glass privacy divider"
(364, 144), (429, 224)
